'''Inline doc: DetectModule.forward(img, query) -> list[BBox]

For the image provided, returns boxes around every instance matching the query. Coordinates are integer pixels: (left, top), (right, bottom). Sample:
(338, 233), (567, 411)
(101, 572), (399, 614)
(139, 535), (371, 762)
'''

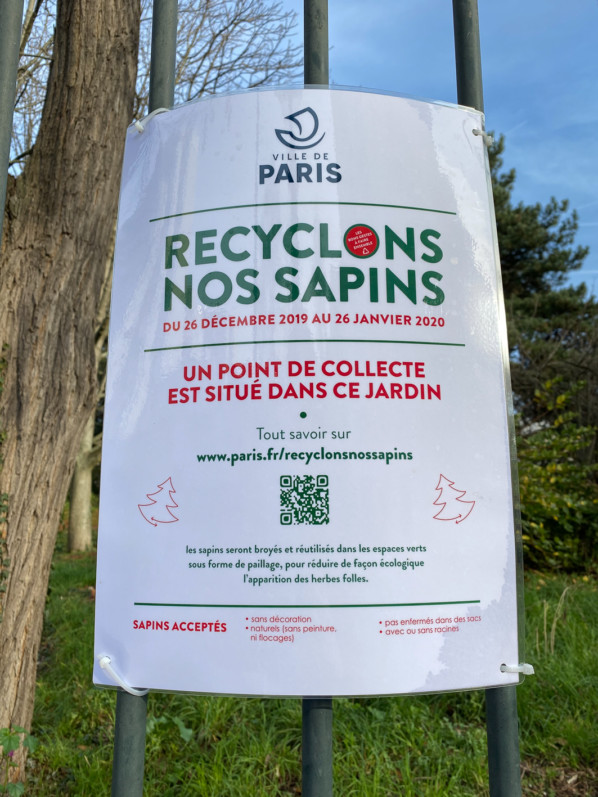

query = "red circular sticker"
(344, 224), (379, 258)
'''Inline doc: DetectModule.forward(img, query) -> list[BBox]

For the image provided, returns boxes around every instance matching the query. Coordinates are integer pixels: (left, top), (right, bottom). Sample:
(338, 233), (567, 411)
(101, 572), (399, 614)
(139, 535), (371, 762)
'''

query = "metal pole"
(0, 0), (25, 244)
(485, 687), (523, 797)
(111, 691), (149, 797)
(452, 0), (484, 112)
(149, 0), (178, 111)
(304, 0), (328, 86)
(111, 3), (178, 794)
(302, 4), (333, 796)
(452, 3), (522, 795)
(302, 698), (333, 797)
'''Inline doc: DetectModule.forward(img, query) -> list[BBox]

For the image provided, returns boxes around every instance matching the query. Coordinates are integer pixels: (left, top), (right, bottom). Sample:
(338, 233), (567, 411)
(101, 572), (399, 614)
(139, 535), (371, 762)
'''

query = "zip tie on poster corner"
(134, 107), (170, 133)
(500, 662), (535, 675)
(472, 128), (493, 147)
(97, 654), (149, 696)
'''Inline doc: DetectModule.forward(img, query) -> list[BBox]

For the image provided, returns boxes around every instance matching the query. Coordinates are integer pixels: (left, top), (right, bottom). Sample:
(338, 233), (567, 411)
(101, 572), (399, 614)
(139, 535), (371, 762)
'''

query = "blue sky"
(281, 0), (598, 294)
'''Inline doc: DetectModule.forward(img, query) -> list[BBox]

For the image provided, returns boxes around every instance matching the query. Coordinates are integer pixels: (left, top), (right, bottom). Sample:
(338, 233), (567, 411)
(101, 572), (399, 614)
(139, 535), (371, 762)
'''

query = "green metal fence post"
(110, 2), (178, 794)
(485, 686), (523, 797)
(149, 0), (178, 112)
(304, 0), (328, 86)
(111, 690), (149, 797)
(302, 698), (333, 797)
(302, 3), (333, 796)
(0, 0), (25, 244)
(452, 0), (484, 113)
(452, 2), (523, 795)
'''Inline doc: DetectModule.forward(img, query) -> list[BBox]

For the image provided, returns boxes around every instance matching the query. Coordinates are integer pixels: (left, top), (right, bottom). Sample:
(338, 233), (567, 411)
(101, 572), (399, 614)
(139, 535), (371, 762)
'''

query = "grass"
(23, 530), (598, 795)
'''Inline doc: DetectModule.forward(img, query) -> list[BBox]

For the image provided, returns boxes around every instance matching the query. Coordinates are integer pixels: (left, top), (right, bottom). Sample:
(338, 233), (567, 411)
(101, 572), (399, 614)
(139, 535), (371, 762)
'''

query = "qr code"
(280, 475), (329, 525)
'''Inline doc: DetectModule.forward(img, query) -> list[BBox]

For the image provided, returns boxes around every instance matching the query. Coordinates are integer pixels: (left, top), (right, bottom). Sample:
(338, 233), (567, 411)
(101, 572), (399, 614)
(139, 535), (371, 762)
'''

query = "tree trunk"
(0, 0), (139, 775)
(67, 226), (113, 554)
(68, 413), (95, 552)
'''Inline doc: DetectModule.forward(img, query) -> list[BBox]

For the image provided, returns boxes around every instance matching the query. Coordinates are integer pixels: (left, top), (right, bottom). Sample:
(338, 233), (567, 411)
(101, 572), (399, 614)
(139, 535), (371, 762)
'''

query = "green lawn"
(22, 534), (598, 795)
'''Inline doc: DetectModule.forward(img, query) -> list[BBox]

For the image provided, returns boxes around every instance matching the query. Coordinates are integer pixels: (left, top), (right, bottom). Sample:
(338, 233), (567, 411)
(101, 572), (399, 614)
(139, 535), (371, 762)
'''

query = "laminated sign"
(93, 88), (522, 696)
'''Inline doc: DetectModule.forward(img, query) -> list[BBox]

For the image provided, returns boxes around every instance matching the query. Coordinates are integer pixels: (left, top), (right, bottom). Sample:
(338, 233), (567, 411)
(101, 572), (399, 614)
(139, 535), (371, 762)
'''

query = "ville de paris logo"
(275, 107), (325, 150)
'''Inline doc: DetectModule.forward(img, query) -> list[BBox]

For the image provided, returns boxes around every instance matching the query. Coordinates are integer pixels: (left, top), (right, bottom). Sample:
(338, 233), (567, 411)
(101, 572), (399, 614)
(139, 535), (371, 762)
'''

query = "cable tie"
(134, 107), (170, 133)
(97, 654), (149, 696)
(472, 128), (493, 147)
(500, 662), (535, 675)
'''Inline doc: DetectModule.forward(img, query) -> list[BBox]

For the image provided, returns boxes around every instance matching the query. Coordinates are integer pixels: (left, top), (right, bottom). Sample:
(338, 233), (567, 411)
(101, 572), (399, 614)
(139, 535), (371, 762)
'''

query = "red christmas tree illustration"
(138, 477), (179, 526)
(433, 474), (475, 524)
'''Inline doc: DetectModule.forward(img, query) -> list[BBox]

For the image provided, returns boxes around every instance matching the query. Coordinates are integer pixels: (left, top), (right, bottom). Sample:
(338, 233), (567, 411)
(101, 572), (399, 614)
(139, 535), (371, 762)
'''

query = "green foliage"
(490, 136), (588, 299)
(491, 136), (598, 572)
(0, 726), (38, 795)
(24, 545), (598, 795)
(507, 286), (598, 433)
(491, 135), (596, 430)
(517, 380), (598, 570)
(518, 573), (598, 791)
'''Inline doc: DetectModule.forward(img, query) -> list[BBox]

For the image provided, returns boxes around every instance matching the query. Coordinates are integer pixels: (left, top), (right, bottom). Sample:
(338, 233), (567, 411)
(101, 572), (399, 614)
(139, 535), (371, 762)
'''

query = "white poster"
(93, 88), (521, 696)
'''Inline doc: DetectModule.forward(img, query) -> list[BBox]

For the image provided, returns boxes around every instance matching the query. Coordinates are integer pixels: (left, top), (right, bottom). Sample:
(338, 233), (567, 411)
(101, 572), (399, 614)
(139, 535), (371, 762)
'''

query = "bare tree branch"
(13, 1), (301, 172)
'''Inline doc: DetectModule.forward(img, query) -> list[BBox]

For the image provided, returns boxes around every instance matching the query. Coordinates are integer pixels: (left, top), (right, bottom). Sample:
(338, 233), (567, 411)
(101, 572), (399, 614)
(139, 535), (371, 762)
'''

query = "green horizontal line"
(149, 200), (457, 223)
(144, 338), (465, 353)
(134, 600), (480, 609)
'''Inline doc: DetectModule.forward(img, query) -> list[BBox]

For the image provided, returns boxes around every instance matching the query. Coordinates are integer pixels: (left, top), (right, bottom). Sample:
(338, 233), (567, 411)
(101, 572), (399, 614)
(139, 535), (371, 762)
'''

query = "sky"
(280, 0), (598, 294)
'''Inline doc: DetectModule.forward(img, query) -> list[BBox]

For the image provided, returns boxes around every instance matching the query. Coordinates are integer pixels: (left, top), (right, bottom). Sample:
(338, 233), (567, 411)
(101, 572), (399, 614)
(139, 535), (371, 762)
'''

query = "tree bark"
(68, 413), (96, 552)
(67, 235), (112, 553)
(0, 0), (139, 772)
